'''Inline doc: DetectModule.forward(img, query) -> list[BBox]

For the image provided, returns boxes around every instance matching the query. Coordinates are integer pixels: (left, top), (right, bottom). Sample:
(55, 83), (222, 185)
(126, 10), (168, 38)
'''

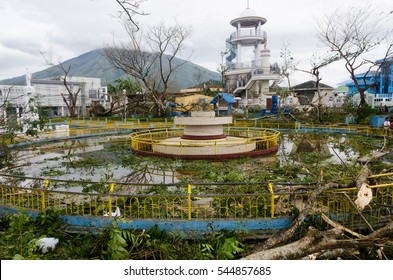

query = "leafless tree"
(217, 49), (230, 92)
(279, 41), (298, 91)
(0, 86), (12, 111)
(316, 5), (393, 107)
(41, 52), (84, 117)
(0, 86), (13, 126)
(113, 0), (149, 31)
(296, 52), (339, 122)
(103, 22), (192, 117)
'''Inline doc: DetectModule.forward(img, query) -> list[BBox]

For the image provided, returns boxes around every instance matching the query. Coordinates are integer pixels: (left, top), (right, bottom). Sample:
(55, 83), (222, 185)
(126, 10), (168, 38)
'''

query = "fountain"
(130, 110), (280, 159)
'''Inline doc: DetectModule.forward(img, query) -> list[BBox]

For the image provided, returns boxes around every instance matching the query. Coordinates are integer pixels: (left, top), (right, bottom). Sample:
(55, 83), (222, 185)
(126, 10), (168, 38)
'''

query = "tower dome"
(240, 7), (258, 17)
(230, 7), (266, 27)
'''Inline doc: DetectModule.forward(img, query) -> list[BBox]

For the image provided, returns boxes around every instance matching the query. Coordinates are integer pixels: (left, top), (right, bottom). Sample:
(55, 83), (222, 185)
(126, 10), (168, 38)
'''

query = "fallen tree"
(243, 222), (393, 260)
(242, 165), (392, 260)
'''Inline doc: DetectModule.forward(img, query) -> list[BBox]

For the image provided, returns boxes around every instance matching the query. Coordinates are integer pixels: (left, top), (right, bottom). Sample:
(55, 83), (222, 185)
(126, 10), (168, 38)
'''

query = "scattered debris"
(104, 207), (121, 217)
(357, 152), (388, 164)
(37, 237), (59, 253)
(355, 183), (373, 210)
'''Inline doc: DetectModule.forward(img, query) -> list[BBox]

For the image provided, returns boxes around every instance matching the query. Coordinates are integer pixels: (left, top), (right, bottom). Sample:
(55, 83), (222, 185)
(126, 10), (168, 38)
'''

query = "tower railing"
(230, 30), (267, 41)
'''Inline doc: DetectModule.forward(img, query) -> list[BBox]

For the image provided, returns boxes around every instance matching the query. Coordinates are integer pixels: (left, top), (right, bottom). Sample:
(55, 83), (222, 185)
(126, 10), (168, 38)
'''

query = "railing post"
(187, 184), (192, 221)
(41, 179), (50, 210)
(45, 179), (50, 189)
(268, 182), (274, 218)
(108, 183), (115, 217)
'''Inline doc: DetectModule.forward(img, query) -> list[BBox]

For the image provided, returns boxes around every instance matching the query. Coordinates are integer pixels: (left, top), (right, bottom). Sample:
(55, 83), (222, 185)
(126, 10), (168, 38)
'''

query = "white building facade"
(0, 76), (107, 118)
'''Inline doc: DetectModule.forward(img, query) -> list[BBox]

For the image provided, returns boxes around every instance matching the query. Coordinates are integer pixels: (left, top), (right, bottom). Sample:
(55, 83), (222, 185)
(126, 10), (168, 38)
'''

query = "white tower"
(229, 7), (266, 68)
(224, 5), (280, 108)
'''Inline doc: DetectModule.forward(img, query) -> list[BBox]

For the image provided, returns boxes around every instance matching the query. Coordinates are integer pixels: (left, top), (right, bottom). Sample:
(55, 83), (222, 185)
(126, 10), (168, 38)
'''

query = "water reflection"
(279, 134), (357, 165)
(2, 133), (362, 190)
(5, 137), (179, 191)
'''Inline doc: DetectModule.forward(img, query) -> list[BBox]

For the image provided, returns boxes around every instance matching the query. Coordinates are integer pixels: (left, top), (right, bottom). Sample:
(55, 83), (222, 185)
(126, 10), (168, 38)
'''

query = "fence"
(1, 119), (393, 232)
(27, 118), (393, 142)
(1, 174), (392, 232)
(233, 119), (393, 137)
(129, 127), (280, 156)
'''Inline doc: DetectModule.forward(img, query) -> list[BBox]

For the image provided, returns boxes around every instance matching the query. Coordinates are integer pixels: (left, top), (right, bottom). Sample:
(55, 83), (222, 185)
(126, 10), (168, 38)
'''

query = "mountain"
(0, 49), (221, 89)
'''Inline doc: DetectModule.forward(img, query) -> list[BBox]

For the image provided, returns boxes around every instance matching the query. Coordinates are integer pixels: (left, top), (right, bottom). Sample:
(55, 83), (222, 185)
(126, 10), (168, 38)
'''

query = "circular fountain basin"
(153, 136), (256, 158)
(131, 111), (279, 159)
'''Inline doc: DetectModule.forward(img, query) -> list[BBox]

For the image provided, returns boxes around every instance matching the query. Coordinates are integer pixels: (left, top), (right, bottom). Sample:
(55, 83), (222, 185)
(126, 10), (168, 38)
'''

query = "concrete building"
(0, 75), (107, 117)
(224, 5), (280, 109)
(328, 86), (349, 108)
(279, 81), (335, 110)
(291, 81), (334, 106)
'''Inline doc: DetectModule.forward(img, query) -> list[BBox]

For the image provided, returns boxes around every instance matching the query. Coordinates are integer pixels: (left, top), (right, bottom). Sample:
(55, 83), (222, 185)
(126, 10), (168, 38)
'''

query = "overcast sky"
(0, 0), (392, 87)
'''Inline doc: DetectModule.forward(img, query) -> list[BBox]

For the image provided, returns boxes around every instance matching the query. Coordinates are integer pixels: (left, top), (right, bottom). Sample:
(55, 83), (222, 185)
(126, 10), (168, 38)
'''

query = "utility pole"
(123, 89), (127, 121)
(220, 49), (229, 93)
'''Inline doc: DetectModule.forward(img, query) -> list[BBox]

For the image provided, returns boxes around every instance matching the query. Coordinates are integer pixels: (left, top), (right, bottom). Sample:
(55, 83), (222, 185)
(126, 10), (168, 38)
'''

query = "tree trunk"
(243, 221), (393, 260)
(251, 182), (338, 253)
(243, 165), (381, 260)
(242, 226), (381, 260)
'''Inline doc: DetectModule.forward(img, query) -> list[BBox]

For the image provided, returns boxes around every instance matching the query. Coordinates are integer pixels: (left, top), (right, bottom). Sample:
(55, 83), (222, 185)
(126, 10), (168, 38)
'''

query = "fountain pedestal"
(174, 111), (232, 140)
(153, 111), (256, 158)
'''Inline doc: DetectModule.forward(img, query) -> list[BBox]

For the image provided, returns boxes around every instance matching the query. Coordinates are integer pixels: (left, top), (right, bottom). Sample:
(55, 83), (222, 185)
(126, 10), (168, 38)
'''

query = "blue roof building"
(345, 57), (393, 97)
(346, 71), (379, 95)
(377, 57), (393, 95)
(210, 93), (237, 113)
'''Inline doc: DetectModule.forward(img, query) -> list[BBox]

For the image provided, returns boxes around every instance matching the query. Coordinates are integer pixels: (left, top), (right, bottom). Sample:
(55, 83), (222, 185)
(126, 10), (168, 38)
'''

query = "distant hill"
(0, 49), (221, 89)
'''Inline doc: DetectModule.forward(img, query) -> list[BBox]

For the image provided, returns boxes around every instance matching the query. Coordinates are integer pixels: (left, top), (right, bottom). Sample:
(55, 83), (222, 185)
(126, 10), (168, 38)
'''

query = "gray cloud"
(0, 0), (391, 86)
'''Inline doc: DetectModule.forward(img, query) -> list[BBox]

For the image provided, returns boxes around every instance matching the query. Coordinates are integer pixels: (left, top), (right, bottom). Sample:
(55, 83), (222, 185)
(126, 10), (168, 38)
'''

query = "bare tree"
(40, 52), (84, 117)
(279, 41), (298, 91)
(296, 52), (339, 122)
(0, 86), (19, 137)
(56, 64), (83, 118)
(114, 0), (149, 31)
(217, 49), (230, 92)
(275, 42), (299, 113)
(0, 86), (13, 112)
(103, 22), (192, 117)
(316, 5), (393, 108)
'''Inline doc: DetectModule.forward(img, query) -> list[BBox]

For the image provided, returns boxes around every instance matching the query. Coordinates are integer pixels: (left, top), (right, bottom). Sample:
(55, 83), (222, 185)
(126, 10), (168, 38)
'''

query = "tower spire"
(247, 0), (249, 9)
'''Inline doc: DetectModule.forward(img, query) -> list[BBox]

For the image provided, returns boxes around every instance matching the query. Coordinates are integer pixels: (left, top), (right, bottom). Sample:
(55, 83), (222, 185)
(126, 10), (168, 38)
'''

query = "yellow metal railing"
(0, 183), (273, 220)
(23, 118), (393, 143)
(129, 127), (280, 155)
(1, 175), (392, 232)
(3, 119), (393, 232)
